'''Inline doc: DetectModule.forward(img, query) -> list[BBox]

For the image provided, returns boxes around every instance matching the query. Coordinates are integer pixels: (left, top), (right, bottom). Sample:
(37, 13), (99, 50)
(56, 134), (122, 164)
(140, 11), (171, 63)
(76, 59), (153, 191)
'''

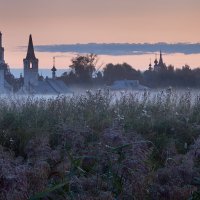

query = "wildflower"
(141, 109), (151, 118)
(166, 86), (172, 92)
(184, 143), (188, 150)
(117, 114), (124, 120)
(9, 138), (14, 144)
(142, 109), (147, 115)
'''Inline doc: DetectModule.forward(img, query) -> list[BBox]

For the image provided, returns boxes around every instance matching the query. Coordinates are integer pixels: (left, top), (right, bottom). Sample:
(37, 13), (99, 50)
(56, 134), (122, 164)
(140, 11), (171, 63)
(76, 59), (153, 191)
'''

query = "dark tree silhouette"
(59, 54), (200, 88)
(69, 54), (97, 83)
(143, 64), (200, 88)
(103, 63), (142, 84)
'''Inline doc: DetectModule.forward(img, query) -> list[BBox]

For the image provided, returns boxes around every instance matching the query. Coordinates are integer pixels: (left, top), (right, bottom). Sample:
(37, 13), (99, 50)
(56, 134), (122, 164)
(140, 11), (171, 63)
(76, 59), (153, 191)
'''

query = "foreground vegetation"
(1, 89), (200, 199)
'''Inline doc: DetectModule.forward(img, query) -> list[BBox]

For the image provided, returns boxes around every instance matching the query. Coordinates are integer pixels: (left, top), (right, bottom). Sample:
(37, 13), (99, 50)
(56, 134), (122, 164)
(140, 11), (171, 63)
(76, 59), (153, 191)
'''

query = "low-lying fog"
(1, 88), (200, 104)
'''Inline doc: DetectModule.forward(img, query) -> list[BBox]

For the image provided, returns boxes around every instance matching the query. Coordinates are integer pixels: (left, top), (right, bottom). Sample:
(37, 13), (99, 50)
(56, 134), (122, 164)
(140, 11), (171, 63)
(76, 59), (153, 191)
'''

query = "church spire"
(23, 34), (39, 88)
(0, 32), (2, 47)
(26, 34), (36, 60)
(158, 50), (164, 66)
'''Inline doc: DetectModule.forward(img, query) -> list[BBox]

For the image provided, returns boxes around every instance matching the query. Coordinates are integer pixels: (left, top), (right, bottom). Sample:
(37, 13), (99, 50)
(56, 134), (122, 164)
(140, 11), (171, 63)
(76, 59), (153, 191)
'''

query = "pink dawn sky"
(0, 0), (200, 70)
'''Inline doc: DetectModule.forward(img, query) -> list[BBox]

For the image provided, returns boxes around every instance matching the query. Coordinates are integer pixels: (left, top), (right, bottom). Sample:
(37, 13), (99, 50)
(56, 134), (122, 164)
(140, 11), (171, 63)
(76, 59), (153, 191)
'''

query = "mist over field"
(10, 68), (68, 78)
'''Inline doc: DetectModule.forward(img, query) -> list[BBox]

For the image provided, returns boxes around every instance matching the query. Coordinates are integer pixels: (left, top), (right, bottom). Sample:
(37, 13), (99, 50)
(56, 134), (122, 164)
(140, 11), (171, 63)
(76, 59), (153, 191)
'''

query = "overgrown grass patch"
(0, 89), (200, 199)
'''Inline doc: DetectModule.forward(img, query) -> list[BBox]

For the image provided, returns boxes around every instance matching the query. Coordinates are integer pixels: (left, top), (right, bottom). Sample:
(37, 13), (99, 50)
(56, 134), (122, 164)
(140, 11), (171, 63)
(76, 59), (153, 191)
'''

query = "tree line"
(58, 54), (200, 88)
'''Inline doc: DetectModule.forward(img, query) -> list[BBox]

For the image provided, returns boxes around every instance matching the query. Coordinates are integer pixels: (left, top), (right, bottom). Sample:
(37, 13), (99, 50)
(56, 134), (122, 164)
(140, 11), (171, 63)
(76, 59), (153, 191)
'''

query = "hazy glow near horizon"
(0, 0), (200, 69)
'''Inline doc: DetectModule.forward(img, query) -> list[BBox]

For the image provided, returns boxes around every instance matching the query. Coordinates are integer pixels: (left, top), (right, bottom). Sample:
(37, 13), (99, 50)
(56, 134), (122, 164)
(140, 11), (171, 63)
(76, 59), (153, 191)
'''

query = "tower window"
(30, 62), (33, 69)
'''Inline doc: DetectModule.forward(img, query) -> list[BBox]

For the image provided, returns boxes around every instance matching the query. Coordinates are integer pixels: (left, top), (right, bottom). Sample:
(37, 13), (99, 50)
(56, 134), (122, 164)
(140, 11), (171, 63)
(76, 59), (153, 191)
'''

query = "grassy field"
(0, 89), (200, 199)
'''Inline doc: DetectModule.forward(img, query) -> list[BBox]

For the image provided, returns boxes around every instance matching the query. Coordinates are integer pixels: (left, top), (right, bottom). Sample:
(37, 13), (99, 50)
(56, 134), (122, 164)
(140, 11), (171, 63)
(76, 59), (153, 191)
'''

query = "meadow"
(0, 89), (200, 200)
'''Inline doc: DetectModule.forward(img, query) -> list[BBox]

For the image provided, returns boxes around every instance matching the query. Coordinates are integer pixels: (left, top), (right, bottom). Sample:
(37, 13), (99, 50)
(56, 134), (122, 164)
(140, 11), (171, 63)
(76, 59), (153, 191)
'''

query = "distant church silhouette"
(153, 51), (167, 72)
(19, 35), (70, 94)
(0, 32), (70, 94)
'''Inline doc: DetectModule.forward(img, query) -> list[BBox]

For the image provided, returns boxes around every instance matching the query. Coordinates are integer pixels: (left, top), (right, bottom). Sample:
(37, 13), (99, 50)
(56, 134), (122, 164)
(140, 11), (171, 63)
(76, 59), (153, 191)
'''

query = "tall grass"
(0, 89), (200, 199)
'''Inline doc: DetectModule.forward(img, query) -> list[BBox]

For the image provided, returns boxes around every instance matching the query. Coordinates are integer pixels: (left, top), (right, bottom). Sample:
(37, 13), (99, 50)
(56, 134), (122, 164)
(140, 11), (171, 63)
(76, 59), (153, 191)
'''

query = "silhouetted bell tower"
(23, 35), (39, 88)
